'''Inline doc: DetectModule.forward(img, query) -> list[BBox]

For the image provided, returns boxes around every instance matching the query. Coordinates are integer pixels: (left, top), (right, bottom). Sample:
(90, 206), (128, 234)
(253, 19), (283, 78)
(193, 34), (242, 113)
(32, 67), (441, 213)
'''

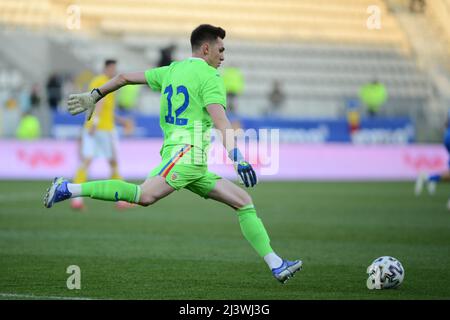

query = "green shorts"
(148, 144), (221, 199)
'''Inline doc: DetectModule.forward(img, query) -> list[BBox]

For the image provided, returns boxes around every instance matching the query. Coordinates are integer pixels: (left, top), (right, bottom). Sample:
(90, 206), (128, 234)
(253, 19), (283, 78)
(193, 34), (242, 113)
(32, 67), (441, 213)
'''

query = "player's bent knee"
(138, 194), (158, 206)
(82, 158), (92, 168)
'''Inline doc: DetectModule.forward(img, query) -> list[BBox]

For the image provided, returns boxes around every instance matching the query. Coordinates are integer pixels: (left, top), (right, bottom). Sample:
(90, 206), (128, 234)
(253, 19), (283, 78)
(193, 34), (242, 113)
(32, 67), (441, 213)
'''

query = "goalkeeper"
(43, 24), (302, 283)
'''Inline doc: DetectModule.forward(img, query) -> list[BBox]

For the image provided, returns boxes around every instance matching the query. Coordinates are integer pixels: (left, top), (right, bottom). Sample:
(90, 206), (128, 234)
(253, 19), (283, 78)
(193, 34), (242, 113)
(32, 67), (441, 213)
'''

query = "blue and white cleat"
(44, 177), (72, 208)
(272, 259), (303, 284)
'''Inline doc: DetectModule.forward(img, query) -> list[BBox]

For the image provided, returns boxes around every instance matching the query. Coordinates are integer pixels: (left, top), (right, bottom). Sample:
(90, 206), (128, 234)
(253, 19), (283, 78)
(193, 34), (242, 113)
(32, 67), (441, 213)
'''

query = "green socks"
(79, 182), (272, 257)
(81, 180), (141, 203)
(237, 204), (273, 257)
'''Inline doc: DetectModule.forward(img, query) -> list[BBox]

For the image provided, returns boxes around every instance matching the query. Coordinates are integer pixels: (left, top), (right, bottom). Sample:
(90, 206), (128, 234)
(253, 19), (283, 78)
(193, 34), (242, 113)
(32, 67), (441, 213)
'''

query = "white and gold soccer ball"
(366, 256), (405, 290)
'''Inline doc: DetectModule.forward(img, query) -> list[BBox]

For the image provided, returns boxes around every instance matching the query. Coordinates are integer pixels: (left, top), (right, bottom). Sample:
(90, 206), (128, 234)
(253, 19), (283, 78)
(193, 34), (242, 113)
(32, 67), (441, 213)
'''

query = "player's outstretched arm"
(207, 104), (257, 187)
(68, 72), (146, 120)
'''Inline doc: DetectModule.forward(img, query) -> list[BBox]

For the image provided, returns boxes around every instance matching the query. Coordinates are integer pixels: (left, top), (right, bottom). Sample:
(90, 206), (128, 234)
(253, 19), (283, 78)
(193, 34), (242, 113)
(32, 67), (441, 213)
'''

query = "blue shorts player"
(415, 112), (450, 196)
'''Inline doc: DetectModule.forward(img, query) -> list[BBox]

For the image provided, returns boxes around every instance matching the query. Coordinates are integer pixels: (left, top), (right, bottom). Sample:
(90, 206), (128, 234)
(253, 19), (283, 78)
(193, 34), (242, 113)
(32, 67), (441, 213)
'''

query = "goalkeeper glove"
(67, 88), (103, 120)
(229, 148), (257, 188)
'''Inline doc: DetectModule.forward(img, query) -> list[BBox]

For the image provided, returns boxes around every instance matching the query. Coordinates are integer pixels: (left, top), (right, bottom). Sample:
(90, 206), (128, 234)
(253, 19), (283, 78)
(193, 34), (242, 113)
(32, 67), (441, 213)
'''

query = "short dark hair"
(190, 24), (226, 50)
(104, 59), (117, 67)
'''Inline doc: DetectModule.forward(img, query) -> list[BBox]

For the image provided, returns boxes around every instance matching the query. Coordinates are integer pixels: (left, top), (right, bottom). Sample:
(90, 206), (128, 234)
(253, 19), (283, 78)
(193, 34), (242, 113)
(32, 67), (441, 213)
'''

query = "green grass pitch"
(1, 180), (450, 300)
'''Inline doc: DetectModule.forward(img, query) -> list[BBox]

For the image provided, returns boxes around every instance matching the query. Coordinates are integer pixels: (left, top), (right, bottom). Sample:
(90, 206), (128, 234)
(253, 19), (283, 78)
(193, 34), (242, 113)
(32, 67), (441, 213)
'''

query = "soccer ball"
(366, 256), (405, 289)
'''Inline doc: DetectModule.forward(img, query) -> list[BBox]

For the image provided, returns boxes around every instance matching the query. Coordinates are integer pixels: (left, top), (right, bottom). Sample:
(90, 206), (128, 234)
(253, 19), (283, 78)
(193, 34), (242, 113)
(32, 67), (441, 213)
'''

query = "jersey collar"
(188, 57), (206, 63)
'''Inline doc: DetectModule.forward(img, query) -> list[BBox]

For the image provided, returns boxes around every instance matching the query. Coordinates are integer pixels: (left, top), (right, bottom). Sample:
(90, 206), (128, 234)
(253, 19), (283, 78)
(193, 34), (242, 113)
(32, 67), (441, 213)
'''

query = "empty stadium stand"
(0, 0), (447, 132)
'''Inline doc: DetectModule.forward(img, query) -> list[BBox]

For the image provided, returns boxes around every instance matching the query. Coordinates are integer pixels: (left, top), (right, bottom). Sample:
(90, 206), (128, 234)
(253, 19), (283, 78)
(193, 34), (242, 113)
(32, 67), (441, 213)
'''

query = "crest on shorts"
(170, 172), (178, 181)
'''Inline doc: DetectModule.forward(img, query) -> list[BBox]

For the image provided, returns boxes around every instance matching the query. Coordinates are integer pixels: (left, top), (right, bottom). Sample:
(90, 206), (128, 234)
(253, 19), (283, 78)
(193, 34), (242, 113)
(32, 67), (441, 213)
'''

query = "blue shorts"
(444, 130), (450, 167)
(444, 130), (450, 151)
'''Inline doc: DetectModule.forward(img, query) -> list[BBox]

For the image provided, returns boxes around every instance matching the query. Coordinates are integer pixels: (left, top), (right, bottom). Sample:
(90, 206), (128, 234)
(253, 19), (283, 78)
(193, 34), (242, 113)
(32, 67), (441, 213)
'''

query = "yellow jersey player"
(72, 59), (133, 210)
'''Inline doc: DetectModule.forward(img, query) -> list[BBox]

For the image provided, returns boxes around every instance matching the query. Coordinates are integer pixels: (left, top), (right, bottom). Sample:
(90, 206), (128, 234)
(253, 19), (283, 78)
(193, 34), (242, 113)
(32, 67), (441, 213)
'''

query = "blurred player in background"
(44, 24), (302, 284)
(415, 111), (450, 196)
(72, 59), (134, 210)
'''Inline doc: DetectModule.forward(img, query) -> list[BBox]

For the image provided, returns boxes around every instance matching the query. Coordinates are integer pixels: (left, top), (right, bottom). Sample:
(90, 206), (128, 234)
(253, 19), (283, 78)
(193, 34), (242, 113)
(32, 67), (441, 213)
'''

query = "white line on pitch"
(0, 292), (94, 300)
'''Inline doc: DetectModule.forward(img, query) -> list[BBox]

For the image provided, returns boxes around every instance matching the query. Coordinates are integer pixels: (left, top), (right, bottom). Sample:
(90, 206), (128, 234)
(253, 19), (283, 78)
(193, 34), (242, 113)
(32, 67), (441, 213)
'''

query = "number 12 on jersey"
(164, 84), (189, 126)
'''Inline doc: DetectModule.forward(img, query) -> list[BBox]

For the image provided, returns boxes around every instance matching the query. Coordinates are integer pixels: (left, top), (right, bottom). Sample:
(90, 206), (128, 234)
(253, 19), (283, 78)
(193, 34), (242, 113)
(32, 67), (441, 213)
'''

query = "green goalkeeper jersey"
(145, 58), (227, 164)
